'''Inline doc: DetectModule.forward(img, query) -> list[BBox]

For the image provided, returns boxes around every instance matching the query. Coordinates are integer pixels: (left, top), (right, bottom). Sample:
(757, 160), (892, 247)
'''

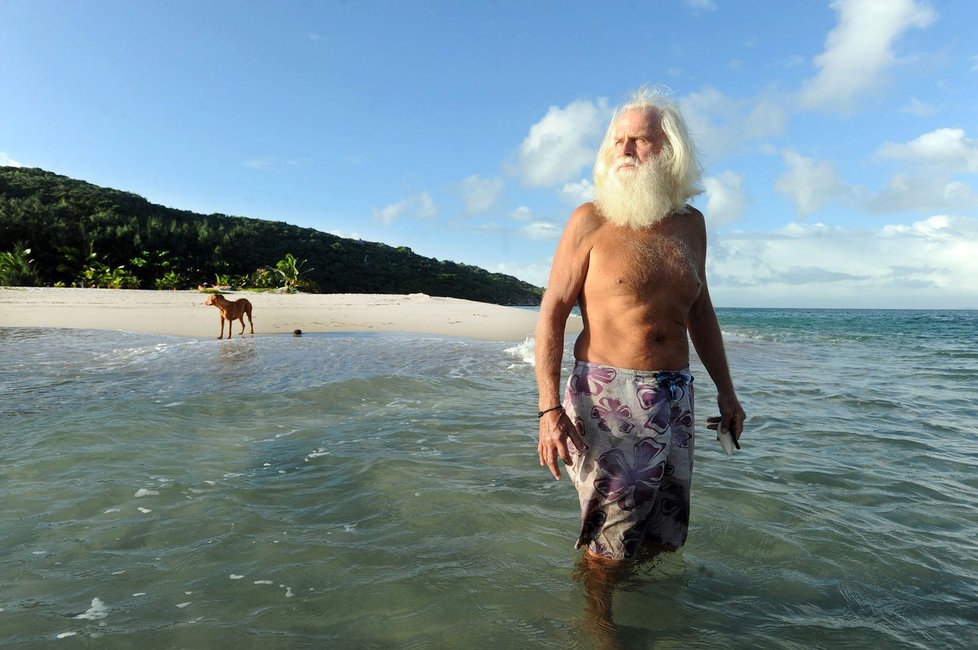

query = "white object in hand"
(717, 430), (736, 456)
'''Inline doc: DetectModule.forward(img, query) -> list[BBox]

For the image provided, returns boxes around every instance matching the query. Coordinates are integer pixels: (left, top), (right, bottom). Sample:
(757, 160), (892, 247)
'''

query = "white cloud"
(798, 0), (936, 111)
(684, 0), (717, 11)
(900, 97), (938, 117)
(559, 179), (595, 205)
(329, 230), (362, 240)
(870, 129), (978, 213)
(461, 175), (503, 214)
(372, 192), (439, 224)
(465, 223), (504, 234)
(876, 128), (978, 173)
(491, 261), (551, 288)
(0, 152), (23, 167)
(869, 173), (978, 214)
(680, 87), (789, 159)
(708, 215), (978, 308)
(775, 150), (858, 216)
(416, 191), (438, 219)
(372, 200), (408, 225)
(519, 221), (563, 240)
(784, 55), (807, 69)
(703, 171), (750, 227)
(511, 206), (533, 221)
(517, 98), (609, 188)
(770, 133), (978, 219)
(244, 157), (303, 169)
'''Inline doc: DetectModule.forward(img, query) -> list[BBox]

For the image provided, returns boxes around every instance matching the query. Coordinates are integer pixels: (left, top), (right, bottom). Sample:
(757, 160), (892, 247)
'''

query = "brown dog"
(205, 294), (254, 339)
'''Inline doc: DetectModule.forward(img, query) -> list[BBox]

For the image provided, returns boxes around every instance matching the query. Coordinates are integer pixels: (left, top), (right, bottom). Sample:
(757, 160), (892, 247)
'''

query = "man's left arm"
(686, 211), (746, 442)
(687, 283), (745, 442)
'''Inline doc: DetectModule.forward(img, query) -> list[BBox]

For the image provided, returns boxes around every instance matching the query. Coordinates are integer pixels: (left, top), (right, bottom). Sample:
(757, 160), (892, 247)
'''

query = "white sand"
(0, 287), (581, 342)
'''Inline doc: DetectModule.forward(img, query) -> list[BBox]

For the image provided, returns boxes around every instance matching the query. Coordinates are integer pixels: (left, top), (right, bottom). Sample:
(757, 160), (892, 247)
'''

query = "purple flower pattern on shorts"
(670, 404), (694, 448)
(593, 437), (666, 511)
(569, 364), (617, 397)
(651, 480), (691, 536)
(590, 396), (635, 434)
(641, 396), (672, 433)
(637, 377), (694, 439)
(656, 481), (689, 521)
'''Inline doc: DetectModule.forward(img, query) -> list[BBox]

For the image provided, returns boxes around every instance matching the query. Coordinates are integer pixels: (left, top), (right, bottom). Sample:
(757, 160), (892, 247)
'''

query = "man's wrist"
(538, 405), (564, 418)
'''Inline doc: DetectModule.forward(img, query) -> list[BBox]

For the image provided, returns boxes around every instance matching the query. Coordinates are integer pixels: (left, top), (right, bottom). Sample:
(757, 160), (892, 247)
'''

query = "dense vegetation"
(0, 167), (543, 304)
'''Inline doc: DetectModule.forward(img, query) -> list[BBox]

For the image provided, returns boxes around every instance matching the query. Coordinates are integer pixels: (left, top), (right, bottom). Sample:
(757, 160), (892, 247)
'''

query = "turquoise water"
(2, 309), (977, 649)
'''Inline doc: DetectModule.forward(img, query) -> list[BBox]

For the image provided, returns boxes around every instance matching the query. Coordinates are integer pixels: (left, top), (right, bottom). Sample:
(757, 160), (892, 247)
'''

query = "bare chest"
(585, 232), (703, 300)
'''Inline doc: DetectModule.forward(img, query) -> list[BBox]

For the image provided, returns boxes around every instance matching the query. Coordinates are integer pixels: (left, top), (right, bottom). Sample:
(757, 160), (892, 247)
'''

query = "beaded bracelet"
(537, 405), (564, 418)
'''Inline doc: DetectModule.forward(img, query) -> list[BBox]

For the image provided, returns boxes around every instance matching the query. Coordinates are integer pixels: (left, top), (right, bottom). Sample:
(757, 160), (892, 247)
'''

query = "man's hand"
(538, 409), (585, 480)
(706, 393), (746, 449)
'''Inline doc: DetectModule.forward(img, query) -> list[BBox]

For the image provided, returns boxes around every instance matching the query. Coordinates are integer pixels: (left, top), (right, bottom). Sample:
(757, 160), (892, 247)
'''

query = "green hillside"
(0, 166), (543, 305)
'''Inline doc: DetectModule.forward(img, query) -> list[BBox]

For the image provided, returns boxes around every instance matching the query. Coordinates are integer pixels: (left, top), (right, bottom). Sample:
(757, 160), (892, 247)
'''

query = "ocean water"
(2, 309), (977, 649)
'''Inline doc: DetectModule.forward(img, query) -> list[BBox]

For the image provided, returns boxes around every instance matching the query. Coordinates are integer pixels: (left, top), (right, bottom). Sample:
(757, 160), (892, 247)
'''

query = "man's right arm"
(535, 204), (596, 479)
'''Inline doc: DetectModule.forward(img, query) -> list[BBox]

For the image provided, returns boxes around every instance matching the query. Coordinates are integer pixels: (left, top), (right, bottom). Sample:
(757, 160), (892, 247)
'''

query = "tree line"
(0, 166), (543, 305)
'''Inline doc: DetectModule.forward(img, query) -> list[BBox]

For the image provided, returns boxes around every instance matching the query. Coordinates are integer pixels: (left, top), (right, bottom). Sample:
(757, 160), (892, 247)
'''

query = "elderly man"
(535, 88), (745, 563)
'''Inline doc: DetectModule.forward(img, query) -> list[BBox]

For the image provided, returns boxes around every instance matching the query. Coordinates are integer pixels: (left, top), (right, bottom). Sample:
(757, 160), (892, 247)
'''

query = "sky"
(2, 0), (977, 309)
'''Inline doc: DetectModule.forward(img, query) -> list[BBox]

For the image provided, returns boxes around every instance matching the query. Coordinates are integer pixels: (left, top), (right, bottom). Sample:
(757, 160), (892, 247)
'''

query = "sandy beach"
(0, 287), (578, 341)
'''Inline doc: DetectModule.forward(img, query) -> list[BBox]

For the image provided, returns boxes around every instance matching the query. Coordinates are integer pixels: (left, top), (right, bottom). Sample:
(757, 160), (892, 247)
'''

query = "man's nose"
(619, 138), (636, 156)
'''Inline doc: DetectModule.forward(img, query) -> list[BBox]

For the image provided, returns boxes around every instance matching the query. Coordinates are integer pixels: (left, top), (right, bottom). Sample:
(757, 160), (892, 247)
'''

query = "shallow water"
(2, 310), (977, 648)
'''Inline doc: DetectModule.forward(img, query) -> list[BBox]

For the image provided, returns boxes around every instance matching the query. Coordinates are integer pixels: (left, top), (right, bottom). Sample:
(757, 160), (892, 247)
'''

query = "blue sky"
(2, 0), (977, 308)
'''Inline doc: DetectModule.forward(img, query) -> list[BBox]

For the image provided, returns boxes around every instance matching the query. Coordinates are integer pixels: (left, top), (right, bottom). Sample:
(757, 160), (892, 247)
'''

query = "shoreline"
(0, 287), (580, 342)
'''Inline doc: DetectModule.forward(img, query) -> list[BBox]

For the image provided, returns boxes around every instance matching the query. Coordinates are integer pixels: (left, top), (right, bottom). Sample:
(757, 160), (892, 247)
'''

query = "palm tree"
(0, 242), (41, 286)
(274, 253), (311, 292)
(56, 240), (98, 285)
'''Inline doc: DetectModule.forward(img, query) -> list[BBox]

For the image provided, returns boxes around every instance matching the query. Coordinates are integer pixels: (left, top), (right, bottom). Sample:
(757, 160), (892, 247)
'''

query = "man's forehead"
(614, 108), (660, 134)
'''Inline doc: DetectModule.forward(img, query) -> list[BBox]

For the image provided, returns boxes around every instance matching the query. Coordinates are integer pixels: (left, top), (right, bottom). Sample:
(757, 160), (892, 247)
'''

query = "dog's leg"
(219, 314), (226, 339)
(246, 307), (254, 335)
(238, 316), (246, 336)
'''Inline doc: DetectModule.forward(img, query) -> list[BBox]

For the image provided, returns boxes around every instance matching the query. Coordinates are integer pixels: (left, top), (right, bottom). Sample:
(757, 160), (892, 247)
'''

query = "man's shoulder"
(571, 201), (600, 218)
(555, 203), (605, 250)
(675, 205), (708, 253)
(680, 204), (705, 222)
(672, 204), (706, 236)
(569, 202), (605, 231)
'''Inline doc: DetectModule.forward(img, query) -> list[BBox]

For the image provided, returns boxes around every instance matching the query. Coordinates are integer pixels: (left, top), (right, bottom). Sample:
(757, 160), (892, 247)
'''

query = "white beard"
(595, 156), (679, 229)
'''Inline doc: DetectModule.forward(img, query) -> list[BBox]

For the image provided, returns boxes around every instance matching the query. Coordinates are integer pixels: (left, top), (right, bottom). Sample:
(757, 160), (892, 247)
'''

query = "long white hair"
(593, 87), (703, 215)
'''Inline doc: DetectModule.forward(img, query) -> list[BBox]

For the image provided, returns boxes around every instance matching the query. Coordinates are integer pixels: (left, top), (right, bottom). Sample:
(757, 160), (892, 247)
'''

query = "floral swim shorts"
(563, 361), (695, 561)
